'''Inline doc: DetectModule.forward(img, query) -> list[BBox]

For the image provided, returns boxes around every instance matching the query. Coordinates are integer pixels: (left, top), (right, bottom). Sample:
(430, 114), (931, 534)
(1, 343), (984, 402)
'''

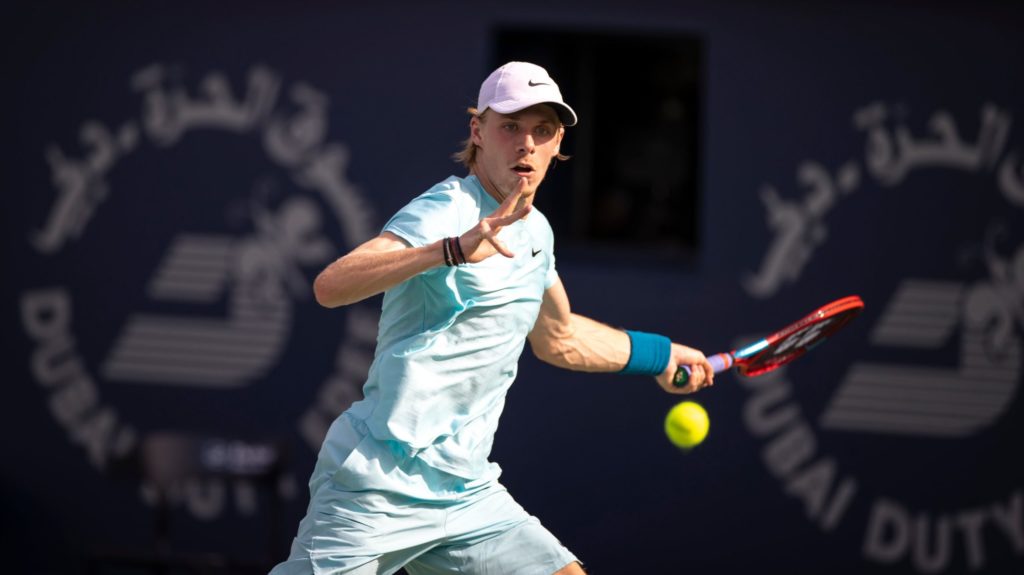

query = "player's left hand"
(656, 343), (714, 394)
(459, 180), (531, 263)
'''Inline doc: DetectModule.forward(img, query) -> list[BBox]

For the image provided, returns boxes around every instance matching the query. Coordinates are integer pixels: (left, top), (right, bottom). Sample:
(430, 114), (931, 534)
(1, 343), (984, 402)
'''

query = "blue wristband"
(620, 330), (672, 376)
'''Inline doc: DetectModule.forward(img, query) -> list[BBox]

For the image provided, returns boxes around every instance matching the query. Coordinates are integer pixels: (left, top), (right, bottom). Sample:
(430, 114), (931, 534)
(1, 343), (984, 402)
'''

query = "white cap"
(477, 61), (578, 127)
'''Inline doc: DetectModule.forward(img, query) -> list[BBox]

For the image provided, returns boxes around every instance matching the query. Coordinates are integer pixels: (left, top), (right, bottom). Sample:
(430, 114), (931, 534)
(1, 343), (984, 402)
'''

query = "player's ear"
(470, 115), (484, 146)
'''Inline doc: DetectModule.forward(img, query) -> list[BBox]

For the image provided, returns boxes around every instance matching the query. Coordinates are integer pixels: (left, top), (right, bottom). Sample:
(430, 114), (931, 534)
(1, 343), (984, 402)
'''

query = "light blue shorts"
(270, 414), (578, 575)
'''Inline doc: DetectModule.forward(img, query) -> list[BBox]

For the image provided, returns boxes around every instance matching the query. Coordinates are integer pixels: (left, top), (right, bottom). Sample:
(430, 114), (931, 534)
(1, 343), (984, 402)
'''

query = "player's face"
(471, 105), (564, 202)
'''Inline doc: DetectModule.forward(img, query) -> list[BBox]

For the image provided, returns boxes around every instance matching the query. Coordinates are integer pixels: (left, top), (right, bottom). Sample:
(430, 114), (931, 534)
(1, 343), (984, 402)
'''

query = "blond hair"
(452, 107), (570, 169)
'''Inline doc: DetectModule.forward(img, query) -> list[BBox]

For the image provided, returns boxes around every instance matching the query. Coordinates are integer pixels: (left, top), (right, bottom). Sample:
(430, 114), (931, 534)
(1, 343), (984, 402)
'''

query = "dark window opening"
(493, 27), (704, 264)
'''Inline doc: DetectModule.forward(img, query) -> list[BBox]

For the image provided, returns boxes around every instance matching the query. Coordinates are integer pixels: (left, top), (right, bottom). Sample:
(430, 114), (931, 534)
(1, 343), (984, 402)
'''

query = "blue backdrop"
(4, 1), (1023, 573)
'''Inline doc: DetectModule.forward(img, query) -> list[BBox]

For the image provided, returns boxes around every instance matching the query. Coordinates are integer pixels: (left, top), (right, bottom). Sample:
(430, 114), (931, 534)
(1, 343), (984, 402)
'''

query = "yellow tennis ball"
(664, 401), (709, 449)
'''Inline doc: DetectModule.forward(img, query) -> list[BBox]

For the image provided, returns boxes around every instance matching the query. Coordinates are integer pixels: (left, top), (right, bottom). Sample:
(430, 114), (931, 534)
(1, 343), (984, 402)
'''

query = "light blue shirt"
(346, 175), (557, 482)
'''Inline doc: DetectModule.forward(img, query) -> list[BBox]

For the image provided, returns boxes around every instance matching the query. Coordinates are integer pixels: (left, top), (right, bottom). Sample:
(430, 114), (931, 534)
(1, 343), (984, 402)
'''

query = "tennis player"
(270, 61), (713, 575)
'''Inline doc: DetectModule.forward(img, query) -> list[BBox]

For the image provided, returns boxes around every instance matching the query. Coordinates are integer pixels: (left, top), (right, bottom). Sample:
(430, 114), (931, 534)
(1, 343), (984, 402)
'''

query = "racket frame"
(673, 295), (864, 386)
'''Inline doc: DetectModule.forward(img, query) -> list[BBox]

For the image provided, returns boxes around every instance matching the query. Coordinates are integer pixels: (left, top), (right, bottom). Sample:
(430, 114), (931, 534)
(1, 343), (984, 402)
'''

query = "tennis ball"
(664, 401), (709, 449)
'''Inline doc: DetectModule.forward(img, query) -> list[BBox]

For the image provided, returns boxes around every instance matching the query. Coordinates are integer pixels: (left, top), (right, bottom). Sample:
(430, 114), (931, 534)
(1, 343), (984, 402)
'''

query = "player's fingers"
(701, 359), (715, 386)
(494, 184), (525, 217)
(487, 235), (514, 258)
(494, 204), (531, 226)
(477, 220), (515, 258)
(695, 364), (709, 387)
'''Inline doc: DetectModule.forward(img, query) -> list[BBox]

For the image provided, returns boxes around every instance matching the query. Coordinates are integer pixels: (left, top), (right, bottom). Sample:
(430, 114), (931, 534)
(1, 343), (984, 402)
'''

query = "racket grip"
(672, 353), (734, 387)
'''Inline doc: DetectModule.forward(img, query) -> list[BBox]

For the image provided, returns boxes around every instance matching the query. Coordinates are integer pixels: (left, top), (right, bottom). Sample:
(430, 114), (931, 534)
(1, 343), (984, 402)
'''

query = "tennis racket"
(674, 295), (865, 387)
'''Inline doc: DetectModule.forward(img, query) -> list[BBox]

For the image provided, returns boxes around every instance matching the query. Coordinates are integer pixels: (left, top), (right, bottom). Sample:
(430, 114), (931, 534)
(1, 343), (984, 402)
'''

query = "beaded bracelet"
(443, 237), (467, 266)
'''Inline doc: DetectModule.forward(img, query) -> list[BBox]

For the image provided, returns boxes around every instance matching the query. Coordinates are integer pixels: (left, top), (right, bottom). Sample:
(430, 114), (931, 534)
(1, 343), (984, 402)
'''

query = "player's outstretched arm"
(313, 186), (532, 308)
(528, 278), (714, 393)
(313, 232), (442, 308)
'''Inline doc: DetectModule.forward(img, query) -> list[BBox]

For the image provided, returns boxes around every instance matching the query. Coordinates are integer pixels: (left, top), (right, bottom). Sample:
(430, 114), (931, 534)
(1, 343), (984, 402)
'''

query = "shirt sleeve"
(545, 252), (559, 289)
(539, 212), (559, 289)
(382, 188), (461, 248)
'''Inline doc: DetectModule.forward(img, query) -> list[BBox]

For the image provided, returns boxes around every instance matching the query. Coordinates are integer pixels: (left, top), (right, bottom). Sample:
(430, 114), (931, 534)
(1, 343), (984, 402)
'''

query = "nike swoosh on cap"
(528, 80), (550, 87)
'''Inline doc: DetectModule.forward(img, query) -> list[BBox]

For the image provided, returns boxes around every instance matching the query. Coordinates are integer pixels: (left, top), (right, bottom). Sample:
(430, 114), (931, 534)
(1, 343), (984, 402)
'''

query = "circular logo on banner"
(742, 102), (1024, 572)
(19, 64), (378, 521)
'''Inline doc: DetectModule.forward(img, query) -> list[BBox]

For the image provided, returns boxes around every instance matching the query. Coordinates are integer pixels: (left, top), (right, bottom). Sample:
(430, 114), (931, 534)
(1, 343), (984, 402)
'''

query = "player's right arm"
(528, 278), (714, 393)
(313, 186), (530, 308)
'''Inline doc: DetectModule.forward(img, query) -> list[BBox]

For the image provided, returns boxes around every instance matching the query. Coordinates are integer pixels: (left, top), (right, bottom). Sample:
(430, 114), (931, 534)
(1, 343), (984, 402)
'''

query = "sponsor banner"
(742, 101), (1024, 573)
(16, 63), (379, 525)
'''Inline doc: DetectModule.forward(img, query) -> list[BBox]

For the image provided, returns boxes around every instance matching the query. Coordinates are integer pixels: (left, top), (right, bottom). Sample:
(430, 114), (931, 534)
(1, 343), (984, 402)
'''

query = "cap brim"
(549, 102), (578, 127)
(489, 100), (578, 127)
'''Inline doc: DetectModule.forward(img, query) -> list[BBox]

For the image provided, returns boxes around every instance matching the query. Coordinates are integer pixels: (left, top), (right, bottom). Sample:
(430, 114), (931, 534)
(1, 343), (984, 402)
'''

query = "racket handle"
(672, 353), (734, 387)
